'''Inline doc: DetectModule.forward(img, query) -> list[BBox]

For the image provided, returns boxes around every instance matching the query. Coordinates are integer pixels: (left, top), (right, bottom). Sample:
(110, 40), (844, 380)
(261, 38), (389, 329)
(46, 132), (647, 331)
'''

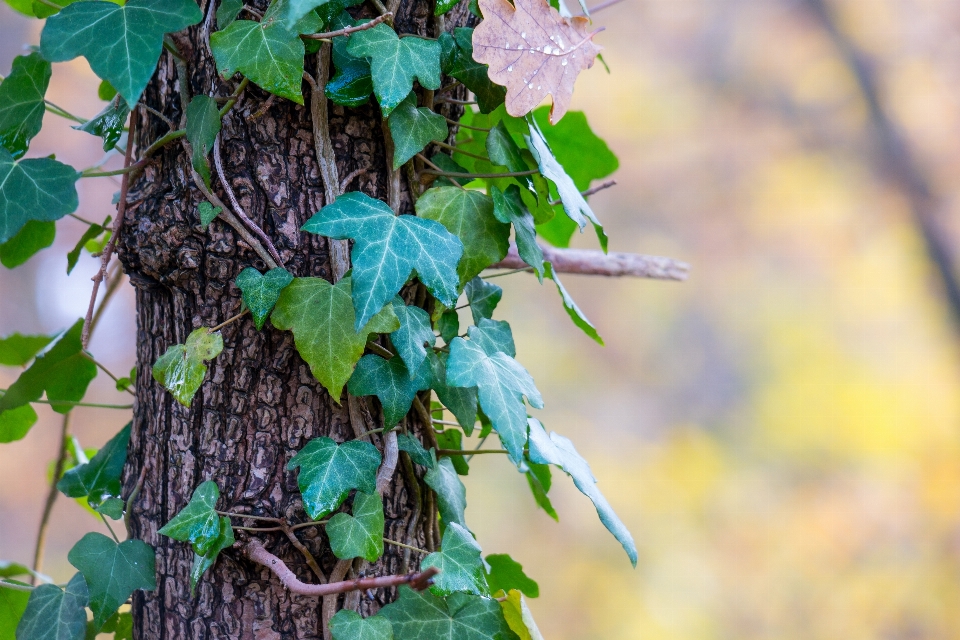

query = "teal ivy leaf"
(74, 97), (129, 152)
(427, 351), (477, 435)
(435, 429), (468, 475)
(39, 0), (203, 107)
(270, 276), (400, 399)
(327, 14), (374, 108)
(523, 459), (557, 520)
(464, 278), (502, 325)
(379, 587), (516, 640)
(424, 455), (467, 529)
(390, 299), (435, 379)
(189, 515), (233, 594)
(0, 148), (79, 244)
(287, 436), (381, 519)
(527, 418), (637, 566)
(446, 337), (541, 463)
(0, 219), (55, 269)
(197, 202), (221, 230)
(95, 497), (125, 520)
(0, 585), (29, 640)
(348, 354), (431, 428)
(397, 432), (434, 468)
(0, 319), (96, 415)
(422, 522), (487, 596)
(67, 217), (110, 274)
(329, 610), (394, 640)
(302, 192), (463, 329)
(0, 52), (51, 158)
(216, 0), (243, 29)
(157, 480), (222, 555)
(435, 308), (459, 345)
(57, 423), (130, 508)
(68, 532), (156, 631)
(0, 404), (38, 443)
(499, 590), (544, 640)
(347, 24), (441, 115)
(327, 490), (385, 562)
(544, 262), (602, 345)
(467, 319), (515, 358)
(15, 572), (88, 640)
(491, 185), (544, 280)
(185, 95), (222, 188)
(485, 554), (538, 598)
(0, 332), (52, 366)
(151, 327), (223, 407)
(416, 187), (509, 285)
(387, 93), (448, 169)
(235, 267), (294, 331)
(438, 29), (506, 114)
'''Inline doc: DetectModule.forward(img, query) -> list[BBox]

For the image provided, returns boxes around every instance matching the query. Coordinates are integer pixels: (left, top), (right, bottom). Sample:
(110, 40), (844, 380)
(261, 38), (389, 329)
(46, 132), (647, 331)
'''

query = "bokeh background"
(5, 0), (960, 637)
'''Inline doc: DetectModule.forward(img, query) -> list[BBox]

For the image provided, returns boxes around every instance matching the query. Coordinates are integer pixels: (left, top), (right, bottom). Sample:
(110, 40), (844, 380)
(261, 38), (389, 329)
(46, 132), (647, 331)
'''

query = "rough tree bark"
(117, 1), (473, 637)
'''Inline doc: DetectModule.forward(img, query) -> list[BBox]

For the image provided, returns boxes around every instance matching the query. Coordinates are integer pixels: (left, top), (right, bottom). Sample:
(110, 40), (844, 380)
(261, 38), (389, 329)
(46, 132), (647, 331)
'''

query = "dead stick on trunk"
(490, 242), (689, 280)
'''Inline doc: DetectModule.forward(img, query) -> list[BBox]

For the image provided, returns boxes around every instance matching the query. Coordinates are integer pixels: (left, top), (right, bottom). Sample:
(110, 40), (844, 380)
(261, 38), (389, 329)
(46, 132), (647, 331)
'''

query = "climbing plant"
(0, 0), (684, 637)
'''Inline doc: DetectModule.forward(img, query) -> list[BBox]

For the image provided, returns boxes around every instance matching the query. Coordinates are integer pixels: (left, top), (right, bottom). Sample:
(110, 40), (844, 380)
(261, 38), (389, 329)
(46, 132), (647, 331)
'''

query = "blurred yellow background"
(4, 0), (960, 637)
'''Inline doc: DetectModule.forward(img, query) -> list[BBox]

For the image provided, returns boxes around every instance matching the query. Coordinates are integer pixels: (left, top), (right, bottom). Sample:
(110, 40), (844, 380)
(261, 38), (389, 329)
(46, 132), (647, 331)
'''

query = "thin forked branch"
(302, 13), (392, 40)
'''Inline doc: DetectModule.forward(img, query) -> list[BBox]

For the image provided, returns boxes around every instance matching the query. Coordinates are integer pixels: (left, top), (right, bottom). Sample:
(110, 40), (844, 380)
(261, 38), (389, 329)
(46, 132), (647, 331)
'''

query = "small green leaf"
(327, 490), (385, 562)
(387, 93), (448, 169)
(3, 0), (35, 17)
(0, 220), (55, 269)
(189, 515), (234, 594)
(287, 436), (381, 519)
(330, 610), (394, 640)
(435, 309), (460, 345)
(15, 572), (88, 640)
(302, 192), (463, 329)
(416, 187), (509, 285)
(428, 153), (471, 187)
(0, 585), (29, 640)
(0, 561), (35, 579)
(327, 14), (373, 108)
(499, 590), (544, 640)
(185, 95), (222, 188)
(464, 277), (502, 325)
(95, 497), (125, 520)
(0, 404), (37, 443)
(427, 351), (477, 434)
(0, 332), (52, 366)
(544, 262), (602, 345)
(92, 610), (134, 640)
(67, 218), (109, 274)
(485, 554), (538, 598)
(151, 327), (224, 407)
(39, 0), (203, 107)
(68, 533), (156, 632)
(0, 52), (51, 158)
(197, 202), (221, 230)
(57, 423), (131, 507)
(348, 354), (430, 428)
(0, 148), (79, 244)
(235, 267), (294, 331)
(435, 0), (460, 14)
(270, 277), (400, 399)
(73, 98), (129, 152)
(347, 24), (441, 115)
(438, 29), (506, 114)
(157, 480), (222, 555)
(435, 429), (468, 475)
(97, 80), (117, 101)
(397, 432), (434, 468)
(422, 522), (487, 596)
(491, 185), (544, 280)
(390, 299), (435, 379)
(215, 0), (243, 29)
(523, 460), (557, 520)
(467, 318), (515, 358)
(379, 587), (515, 640)
(424, 455), (467, 529)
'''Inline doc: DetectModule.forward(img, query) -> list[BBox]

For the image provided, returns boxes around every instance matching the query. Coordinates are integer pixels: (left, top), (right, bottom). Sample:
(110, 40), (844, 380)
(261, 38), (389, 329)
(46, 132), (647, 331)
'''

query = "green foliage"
(0, 332), (52, 366)
(422, 522), (488, 596)
(467, 319), (515, 358)
(185, 95), (221, 188)
(390, 299), (435, 378)
(57, 423), (130, 508)
(387, 93), (448, 169)
(0, 53), (50, 158)
(484, 554), (538, 598)
(439, 28), (506, 114)
(435, 429), (468, 475)
(0, 220), (55, 269)
(0, 404), (37, 444)
(397, 432), (434, 468)
(197, 202), (221, 230)
(348, 354), (431, 428)
(491, 185), (544, 279)
(235, 267), (294, 331)
(428, 351), (478, 433)
(0, 148), (79, 244)
(0, 586), (29, 640)
(523, 460), (557, 520)
(327, 14), (374, 108)
(15, 572), (88, 640)
(330, 609), (394, 640)
(189, 515), (233, 594)
(544, 262), (603, 344)
(215, 0), (243, 30)
(158, 480), (222, 555)
(499, 590), (543, 640)
(379, 587), (516, 640)
(151, 327), (224, 407)
(287, 436), (381, 519)
(424, 456), (467, 528)
(74, 98), (129, 152)
(66, 218), (109, 274)
(327, 490), (385, 562)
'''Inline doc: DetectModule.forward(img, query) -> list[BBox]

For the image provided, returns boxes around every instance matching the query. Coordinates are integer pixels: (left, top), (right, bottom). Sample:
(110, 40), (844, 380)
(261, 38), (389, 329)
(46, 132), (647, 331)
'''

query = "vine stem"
(302, 13), (392, 40)
(419, 168), (538, 180)
(217, 511), (284, 524)
(31, 412), (71, 584)
(383, 538), (428, 554)
(86, 356), (136, 396)
(416, 154), (467, 192)
(438, 449), (506, 456)
(209, 309), (249, 333)
(0, 581), (34, 592)
(0, 395), (132, 410)
(432, 139), (490, 162)
(444, 116), (490, 132)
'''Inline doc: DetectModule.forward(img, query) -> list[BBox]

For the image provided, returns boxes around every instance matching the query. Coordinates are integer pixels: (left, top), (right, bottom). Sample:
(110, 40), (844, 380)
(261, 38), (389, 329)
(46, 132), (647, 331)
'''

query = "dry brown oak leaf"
(472, 0), (603, 124)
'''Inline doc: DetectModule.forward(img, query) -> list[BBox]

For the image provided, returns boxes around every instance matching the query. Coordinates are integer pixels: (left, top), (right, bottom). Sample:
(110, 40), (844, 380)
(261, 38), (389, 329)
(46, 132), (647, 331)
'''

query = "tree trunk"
(117, 2), (470, 637)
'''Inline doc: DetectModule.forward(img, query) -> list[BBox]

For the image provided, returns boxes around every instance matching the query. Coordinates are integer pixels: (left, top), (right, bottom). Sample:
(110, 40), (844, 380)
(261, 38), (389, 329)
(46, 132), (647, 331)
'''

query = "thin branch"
(302, 13), (392, 39)
(365, 340), (394, 359)
(0, 581), (34, 592)
(0, 396), (133, 410)
(100, 513), (121, 543)
(140, 104), (176, 131)
(438, 448), (505, 456)
(217, 511), (284, 524)
(209, 309), (249, 333)
(340, 167), (366, 193)
(490, 242), (690, 281)
(233, 525), (284, 532)
(283, 527), (326, 583)
(434, 97), (477, 106)
(43, 99), (86, 124)
(88, 264), (123, 338)
(416, 154), (467, 191)
(384, 538), (428, 554)
(420, 168), (538, 180)
(289, 519), (329, 531)
(444, 116), (490, 132)
(219, 77), (251, 117)
(432, 139), (490, 162)
(583, 0), (626, 15)
(548, 179), (617, 206)
(31, 412), (71, 585)
(86, 356), (137, 395)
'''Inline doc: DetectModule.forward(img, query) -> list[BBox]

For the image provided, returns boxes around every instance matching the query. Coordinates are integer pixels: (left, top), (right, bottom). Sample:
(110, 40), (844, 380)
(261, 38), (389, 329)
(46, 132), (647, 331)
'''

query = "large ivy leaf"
(467, 319), (515, 358)
(0, 53), (50, 158)
(329, 610), (394, 640)
(287, 437), (381, 519)
(424, 456), (467, 529)
(15, 572), (88, 640)
(40, 0), (203, 107)
(0, 220), (55, 269)
(0, 586), (29, 640)
(57, 422), (130, 508)
(422, 522), (488, 596)
(445, 338), (541, 463)
(379, 587), (515, 640)
(270, 276), (399, 399)
(526, 419), (637, 566)
(544, 262), (602, 344)
(0, 148), (79, 244)
(302, 192), (463, 329)
(151, 327), (223, 407)
(158, 480), (222, 556)
(387, 93), (448, 169)
(390, 299), (435, 378)
(464, 278), (502, 326)
(68, 533), (156, 631)
(397, 432), (434, 468)
(438, 28), (506, 114)
(499, 590), (544, 640)
(0, 332), (52, 366)
(0, 319), (96, 415)
(490, 185), (544, 280)
(428, 351), (477, 434)
(348, 355), (431, 428)
(416, 187), (509, 285)
(347, 24), (441, 115)
(0, 404), (38, 443)
(327, 490), (385, 562)
(235, 267), (294, 331)
(185, 95), (221, 188)
(327, 13), (373, 108)
(189, 515), (234, 594)
(484, 554), (538, 598)
(73, 97), (129, 152)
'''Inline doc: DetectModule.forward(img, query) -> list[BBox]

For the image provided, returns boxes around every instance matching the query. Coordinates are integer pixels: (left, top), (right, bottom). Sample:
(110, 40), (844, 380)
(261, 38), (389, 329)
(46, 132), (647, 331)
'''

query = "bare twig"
(583, 0), (626, 15)
(490, 242), (690, 281)
(209, 309), (249, 333)
(302, 13), (392, 40)
(283, 527), (326, 583)
(548, 179), (617, 206)
(32, 413), (71, 584)
(438, 449), (506, 456)
(322, 558), (353, 640)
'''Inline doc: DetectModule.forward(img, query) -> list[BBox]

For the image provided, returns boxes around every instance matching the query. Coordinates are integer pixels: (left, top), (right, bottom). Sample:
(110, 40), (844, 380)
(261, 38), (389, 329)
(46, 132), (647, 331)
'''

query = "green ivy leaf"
(484, 554), (538, 598)
(390, 299), (435, 379)
(40, 0), (203, 107)
(97, 80), (118, 101)
(66, 217), (109, 275)
(397, 432), (434, 468)
(329, 610), (394, 640)
(185, 95), (222, 188)
(435, 0), (460, 15)
(347, 24), (441, 115)
(302, 192), (463, 329)
(68, 533), (156, 632)
(527, 418), (637, 566)
(0, 332), (52, 366)
(0, 585), (29, 640)
(422, 522), (487, 596)
(0, 404), (37, 443)
(3, 0), (35, 17)
(416, 187), (509, 285)
(379, 587), (515, 640)
(0, 52), (51, 158)
(327, 490), (385, 562)
(387, 93), (448, 169)
(151, 327), (224, 407)
(91, 610), (134, 640)
(57, 423), (130, 508)
(95, 497), (125, 520)
(429, 153), (471, 188)
(467, 319), (515, 358)
(287, 436), (381, 519)
(499, 590), (544, 640)
(215, 0), (243, 29)
(270, 276), (400, 399)
(0, 219), (55, 269)
(327, 14), (373, 108)
(74, 98), (129, 152)
(158, 480), (222, 555)
(15, 572), (88, 640)
(189, 515), (233, 594)
(427, 351), (477, 434)
(523, 459), (557, 520)
(197, 202), (221, 230)
(348, 354), (431, 428)
(424, 455), (467, 529)
(0, 148), (79, 244)
(464, 278), (502, 326)
(435, 308), (460, 345)
(281, 0), (362, 27)
(544, 262), (602, 345)
(235, 267), (294, 331)
(435, 429), (468, 475)
(438, 29), (506, 114)
(490, 185), (544, 280)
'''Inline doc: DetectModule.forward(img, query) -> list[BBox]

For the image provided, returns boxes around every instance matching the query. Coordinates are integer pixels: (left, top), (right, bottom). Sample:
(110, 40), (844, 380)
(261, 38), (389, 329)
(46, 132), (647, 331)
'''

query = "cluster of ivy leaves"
(0, 0), (631, 638)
